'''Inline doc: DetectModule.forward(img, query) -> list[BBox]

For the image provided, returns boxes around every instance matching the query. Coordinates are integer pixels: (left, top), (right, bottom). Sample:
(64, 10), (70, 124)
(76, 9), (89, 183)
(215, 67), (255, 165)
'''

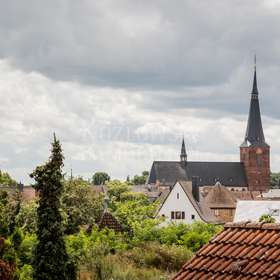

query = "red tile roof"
(98, 211), (123, 232)
(173, 222), (280, 280)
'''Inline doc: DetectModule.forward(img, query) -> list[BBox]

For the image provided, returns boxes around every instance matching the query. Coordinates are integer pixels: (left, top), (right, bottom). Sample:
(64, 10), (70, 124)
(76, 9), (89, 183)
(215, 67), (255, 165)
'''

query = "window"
(214, 209), (219, 216)
(171, 211), (185, 220)
(177, 193), (179, 199)
(191, 214), (195, 220)
(175, 211), (182, 219)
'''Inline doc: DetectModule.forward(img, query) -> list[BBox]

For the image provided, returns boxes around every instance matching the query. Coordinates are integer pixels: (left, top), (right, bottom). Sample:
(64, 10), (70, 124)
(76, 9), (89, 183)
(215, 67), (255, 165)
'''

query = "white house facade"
(157, 181), (215, 224)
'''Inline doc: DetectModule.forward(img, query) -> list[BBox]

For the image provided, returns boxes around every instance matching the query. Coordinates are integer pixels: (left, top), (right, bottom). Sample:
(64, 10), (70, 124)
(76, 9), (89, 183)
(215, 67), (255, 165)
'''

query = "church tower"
(240, 59), (270, 191)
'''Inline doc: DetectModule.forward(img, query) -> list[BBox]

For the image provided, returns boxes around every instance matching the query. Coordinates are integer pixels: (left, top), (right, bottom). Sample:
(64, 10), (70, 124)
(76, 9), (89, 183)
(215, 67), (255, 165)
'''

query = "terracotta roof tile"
(98, 211), (123, 232)
(173, 222), (280, 280)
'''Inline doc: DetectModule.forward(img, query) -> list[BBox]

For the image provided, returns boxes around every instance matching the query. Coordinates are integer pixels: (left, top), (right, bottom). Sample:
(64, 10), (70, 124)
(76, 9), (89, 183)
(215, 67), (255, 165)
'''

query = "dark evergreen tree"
(30, 134), (76, 280)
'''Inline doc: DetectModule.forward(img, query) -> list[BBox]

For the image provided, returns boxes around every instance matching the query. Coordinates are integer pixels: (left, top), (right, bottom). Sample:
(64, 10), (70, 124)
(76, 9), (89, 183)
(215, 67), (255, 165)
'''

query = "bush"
(84, 254), (168, 280)
(123, 242), (193, 272)
(19, 264), (33, 280)
(259, 214), (276, 223)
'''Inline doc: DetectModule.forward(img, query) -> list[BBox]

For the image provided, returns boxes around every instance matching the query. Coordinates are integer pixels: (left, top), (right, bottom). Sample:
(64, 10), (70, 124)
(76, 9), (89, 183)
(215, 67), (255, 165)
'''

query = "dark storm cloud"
(1, 0), (280, 89)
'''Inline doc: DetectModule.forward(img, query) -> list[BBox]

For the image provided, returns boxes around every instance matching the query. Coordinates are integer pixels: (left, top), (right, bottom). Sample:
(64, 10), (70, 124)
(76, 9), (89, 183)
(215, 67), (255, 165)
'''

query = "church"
(147, 63), (270, 192)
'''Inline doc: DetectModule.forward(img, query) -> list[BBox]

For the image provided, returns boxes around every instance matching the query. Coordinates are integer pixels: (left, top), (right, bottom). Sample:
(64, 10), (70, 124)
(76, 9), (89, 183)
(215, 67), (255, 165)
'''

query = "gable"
(157, 182), (202, 222)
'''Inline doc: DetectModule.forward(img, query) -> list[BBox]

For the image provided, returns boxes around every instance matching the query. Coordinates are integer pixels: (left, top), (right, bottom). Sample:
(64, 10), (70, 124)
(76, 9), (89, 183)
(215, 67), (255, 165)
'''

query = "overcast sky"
(1, 0), (280, 183)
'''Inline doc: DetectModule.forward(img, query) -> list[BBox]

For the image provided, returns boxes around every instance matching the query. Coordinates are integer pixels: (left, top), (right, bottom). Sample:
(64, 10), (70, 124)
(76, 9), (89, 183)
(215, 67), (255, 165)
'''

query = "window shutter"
(182, 212), (185, 219)
(171, 211), (174, 219)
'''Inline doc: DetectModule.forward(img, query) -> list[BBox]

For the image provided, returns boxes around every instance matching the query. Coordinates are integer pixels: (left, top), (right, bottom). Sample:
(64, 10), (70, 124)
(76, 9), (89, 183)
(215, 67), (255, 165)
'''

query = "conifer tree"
(30, 134), (75, 280)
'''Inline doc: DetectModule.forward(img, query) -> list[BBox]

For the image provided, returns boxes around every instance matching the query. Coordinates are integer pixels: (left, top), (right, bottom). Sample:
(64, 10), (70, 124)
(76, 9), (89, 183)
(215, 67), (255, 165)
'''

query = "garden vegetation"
(0, 137), (222, 280)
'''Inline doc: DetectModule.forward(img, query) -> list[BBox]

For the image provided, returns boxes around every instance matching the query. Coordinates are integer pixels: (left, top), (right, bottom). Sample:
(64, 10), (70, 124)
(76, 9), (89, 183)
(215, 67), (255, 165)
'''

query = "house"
(203, 182), (237, 223)
(234, 200), (280, 222)
(156, 179), (217, 224)
(173, 222), (280, 279)
(157, 180), (264, 224)
(147, 64), (270, 192)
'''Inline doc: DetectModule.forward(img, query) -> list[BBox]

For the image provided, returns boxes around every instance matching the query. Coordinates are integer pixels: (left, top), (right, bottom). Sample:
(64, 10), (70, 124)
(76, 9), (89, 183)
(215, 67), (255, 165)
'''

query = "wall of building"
(158, 182), (202, 224)
(240, 145), (270, 191)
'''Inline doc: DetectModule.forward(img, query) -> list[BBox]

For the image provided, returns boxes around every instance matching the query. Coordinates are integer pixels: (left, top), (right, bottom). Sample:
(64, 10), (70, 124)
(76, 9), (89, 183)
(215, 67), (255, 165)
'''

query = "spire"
(180, 137), (187, 162)
(242, 57), (266, 146)
(252, 55), (258, 95)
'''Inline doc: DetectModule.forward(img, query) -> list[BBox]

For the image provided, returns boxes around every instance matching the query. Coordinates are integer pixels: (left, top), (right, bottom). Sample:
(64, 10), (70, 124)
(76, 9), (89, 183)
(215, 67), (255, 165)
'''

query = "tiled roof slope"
(98, 212), (123, 232)
(173, 222), (280, 280)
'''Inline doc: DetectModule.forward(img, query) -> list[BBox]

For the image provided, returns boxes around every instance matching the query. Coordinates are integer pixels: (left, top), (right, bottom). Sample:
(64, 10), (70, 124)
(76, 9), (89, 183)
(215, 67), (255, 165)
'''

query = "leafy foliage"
(0, 170), (17, 187)
(30, 135), (76, 280)
(92, 172), (110, 185)
(131, 171), (149, 185)
(259, 214), (276, 223)
(62, 178), (104, 234)
(270, 172), (280, 188)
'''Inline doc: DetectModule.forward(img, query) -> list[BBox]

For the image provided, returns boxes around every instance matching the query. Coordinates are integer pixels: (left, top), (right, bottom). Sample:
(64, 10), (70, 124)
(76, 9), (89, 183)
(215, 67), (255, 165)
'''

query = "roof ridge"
(225, 221), (280, 230)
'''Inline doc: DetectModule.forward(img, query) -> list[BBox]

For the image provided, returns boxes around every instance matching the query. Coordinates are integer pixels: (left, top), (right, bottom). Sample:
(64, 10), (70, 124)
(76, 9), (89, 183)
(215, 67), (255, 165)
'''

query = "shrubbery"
(0, 164), (222, 279)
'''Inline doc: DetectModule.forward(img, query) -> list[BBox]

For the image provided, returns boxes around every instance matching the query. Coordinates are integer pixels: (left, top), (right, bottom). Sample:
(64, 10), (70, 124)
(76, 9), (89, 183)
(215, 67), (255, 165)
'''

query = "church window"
(177, 193), (179, 199)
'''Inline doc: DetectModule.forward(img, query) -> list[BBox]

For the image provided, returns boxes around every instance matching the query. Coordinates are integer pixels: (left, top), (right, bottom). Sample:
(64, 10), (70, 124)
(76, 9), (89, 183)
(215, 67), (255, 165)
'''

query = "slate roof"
(98, 212), (123, 232)
(241, 65), (268, 147)
(173, 222), (280, 280)
(148, 161), (247, 187)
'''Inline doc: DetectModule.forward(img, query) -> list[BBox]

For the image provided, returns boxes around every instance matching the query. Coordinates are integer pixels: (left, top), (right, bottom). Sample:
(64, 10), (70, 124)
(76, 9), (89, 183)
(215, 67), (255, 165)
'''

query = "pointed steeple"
(180, 137), (187, 162)
(252, 55), (258, 95)
(242, 57), (267, 146)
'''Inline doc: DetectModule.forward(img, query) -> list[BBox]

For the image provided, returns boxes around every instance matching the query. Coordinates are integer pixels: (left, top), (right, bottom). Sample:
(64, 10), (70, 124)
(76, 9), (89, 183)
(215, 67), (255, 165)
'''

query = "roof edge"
(225, 221), (280, 230)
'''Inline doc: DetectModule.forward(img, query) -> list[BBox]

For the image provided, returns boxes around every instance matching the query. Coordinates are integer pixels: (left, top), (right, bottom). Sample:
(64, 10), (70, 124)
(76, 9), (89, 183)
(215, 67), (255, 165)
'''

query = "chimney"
(192, 176), (199, 202)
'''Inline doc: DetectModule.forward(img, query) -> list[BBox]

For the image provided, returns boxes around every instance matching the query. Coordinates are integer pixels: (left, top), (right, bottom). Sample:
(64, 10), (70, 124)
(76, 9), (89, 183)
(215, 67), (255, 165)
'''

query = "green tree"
(132, 171), (149, 185)
(0, 170), (17, 187)
(30, 134), (76, 280)
(92, 172), (110, 185)
(62, 177), (104, 234)
(270, 172), (280, 188)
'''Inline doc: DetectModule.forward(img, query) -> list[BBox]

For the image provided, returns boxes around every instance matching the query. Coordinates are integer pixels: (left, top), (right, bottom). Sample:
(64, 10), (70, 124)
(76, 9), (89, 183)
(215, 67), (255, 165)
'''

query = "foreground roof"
(148, 161), (247, 187)
(173, 222), (280, 280)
